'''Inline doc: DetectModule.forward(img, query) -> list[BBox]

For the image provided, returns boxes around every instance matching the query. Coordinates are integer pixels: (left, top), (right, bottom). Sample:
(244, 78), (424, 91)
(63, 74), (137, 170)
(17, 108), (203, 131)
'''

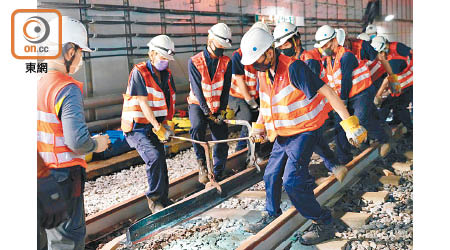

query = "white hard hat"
(147, 35), (175, 60)
(273, 22), (298, 48)
(357, 33), (371, 41)
(208, 23), (232, 48)
(314, 25), (336, 48)
(250, 22), (271, 35)
(371, 36), (388, 52)
(335, 28), (346, 46)
(365, 24), (377, 35)
(240, 28), (274, 65)
(48, 16), (92, 52)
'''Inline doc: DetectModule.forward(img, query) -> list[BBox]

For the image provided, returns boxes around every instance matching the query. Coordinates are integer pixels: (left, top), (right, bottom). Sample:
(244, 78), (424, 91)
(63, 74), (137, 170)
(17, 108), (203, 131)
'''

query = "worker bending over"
(187, 23), (233, 183)
(241, 28), (367, 245)
(315, 25), (390, 165)
(371, 36), (413, 135)
(273, 22), (348, 182)
(121, 35), (177, 213)
(229, 22), (270, 153)
(38, 16), (110, 249)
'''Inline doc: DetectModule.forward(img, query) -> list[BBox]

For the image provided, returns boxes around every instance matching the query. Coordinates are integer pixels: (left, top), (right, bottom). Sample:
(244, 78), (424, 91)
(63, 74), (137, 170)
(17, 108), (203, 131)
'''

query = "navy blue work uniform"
(333, 51), (388, 165)
(124, 60), (175, 203)
(379, 42), (413, 130)
(300, 50), (340, 173)
(188, 48), (232, 177)
(263, 52), (332, 225)
(229, 50), (259, 151)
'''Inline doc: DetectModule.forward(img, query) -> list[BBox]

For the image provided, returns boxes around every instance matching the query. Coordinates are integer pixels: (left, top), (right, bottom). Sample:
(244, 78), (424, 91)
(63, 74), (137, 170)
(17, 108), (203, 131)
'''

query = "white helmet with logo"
(357, 33), (371, 41)
(148, 35), (175, 60)
(208, 23), (232, 48)
(335, 28), (346, 46)
(371, 36), (388, 52)
(365, 24), (377, 35)
(250, 22), (271, 34)
(314, 25), (336, 48)
(240, 28), (274, 65)
(48, 16), (92, 52)
(273, 22), (298, 48)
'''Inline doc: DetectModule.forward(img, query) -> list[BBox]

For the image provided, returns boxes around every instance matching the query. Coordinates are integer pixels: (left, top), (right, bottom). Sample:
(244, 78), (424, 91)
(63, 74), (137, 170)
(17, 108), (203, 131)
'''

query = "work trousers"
(228, 96), (258, 151)
(264, 130), (332, 224)
(189, 104), (229, 176)
(379, 86), (413, 130)
(125, 127), (169, 201)
(42, 166), (86, 250)
(335, 86), (389, 164)
(313, 125), (339, 172)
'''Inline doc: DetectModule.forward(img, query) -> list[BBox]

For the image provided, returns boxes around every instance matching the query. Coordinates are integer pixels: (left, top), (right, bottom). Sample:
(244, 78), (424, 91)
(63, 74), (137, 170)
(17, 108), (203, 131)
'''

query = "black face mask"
(253, 53), (271, 72)
(323, 48), (333, 56)
(209, 43), (224, 57)
(281, 45), (295, 57)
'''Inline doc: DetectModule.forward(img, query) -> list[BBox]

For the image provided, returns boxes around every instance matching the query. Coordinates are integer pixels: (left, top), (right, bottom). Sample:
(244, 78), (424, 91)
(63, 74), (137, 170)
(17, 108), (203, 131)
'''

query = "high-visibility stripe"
(260, 107), (271, 116)
(37, 131), (65, 147)
(368, 61), (381, 75)
(122, 110), (168, 120)
(264, 122), (275, 131)
(202, 90), (223, 98)
(352, 72), (371, 85)
(271, 94), (318, 114)
(39, 151), (85, 164)
(352, 65), (367, 76)
(146, 87), (165, 99)
(272, 85), (296, 105)
(398, 70), (412, 81)
(123, 99), (166, 108)
(202, 81), (223, 91)
(245, 70), (256, 79)
(37, 110), (59, 124)
(273, 99), (326, 128)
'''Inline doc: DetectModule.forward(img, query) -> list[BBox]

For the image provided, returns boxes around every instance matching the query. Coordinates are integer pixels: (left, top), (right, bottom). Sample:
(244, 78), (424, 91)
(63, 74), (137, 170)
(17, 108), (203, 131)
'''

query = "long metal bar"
(126, 158), (268, 245)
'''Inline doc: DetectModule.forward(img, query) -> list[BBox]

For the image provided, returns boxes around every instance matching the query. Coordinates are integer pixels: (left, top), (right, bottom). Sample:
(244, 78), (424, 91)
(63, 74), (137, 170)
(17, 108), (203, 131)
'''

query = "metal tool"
(168, 119), (261, 193)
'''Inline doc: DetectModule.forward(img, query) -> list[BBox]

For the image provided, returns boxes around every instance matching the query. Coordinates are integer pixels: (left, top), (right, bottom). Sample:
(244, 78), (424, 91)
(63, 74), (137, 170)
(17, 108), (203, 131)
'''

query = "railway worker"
(187, 23), (233, 183)
(38, 152), (67, 250)
(365, 24), (378, 40)
(315, 25), (390, 165)
(121, 35), (177, 213)
(370, 36), (413, 135)
(273, 22), (348, 182)
(38, 16), (111, 249)
(229, 22), (270, 154)
(338, 29), (395, 96)
(240, 27), (367, 245)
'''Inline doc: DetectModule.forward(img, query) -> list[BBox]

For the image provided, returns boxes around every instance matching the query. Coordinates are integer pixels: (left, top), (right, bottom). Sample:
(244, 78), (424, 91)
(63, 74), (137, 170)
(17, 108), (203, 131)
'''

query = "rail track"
(85, 124), (404, 250)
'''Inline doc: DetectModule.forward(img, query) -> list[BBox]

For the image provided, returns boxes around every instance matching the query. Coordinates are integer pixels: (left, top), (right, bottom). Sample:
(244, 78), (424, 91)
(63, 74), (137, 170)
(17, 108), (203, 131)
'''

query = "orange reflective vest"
(300, 48), (328, 84)
(351, 39), (386, 82)
(37, 71), (87, 169)
(326, 46), (372, 98)
(121, 62), (176, 132)
(387, 42), (413, 96)
(258, 54), (329, 142)
(187, 52), (230, 114)
(230, 49), (259, 100)
(299, 48), (333, 114)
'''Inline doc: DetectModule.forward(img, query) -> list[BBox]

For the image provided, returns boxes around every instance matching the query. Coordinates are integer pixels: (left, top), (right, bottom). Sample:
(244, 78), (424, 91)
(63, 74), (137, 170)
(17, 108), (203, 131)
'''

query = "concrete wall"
(38, 0), (413, 128)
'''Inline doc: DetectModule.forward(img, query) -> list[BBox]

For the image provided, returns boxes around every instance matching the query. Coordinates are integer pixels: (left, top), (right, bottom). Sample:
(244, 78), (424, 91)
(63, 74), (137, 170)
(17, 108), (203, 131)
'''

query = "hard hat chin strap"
(62, 43), (80, 73)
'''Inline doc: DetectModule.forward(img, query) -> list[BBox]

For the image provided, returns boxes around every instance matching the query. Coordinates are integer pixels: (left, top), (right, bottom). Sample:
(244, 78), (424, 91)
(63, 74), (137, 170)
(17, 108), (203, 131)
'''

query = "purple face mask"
(154, 59), (169, 71)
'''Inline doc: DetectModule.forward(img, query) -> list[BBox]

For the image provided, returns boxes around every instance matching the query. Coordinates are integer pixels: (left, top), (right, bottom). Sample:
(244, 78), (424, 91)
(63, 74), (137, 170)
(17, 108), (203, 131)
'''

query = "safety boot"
(332, 165), (348, 183)
(300, 221), (335, 245)
(146, 196), (164, 214)
(197, 159), (209, 184)
(244, 212), (278, 233)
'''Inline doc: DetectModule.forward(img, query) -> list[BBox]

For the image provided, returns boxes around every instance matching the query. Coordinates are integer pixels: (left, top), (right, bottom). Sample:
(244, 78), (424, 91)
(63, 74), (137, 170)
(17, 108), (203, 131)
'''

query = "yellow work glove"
(340, 116), (367, 147)
(152, 124), (172, 143)
(250, 122), (266, 143)
(225, 107), (235, 120)
(387, 74), (401, 95)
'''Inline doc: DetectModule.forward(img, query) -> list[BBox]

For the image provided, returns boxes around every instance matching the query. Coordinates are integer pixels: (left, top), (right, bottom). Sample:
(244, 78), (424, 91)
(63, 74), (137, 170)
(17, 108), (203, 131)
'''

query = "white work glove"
(245, 98), (259, 111)
(250, 122), (266, 143)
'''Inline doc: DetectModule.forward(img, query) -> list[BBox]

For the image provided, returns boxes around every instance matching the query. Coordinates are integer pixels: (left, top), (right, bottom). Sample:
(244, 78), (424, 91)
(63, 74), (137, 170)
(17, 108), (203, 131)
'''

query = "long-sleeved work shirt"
(388, 42), (412, 74)
(188, 47), (232, 115)
(331, 51), (359, 101)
